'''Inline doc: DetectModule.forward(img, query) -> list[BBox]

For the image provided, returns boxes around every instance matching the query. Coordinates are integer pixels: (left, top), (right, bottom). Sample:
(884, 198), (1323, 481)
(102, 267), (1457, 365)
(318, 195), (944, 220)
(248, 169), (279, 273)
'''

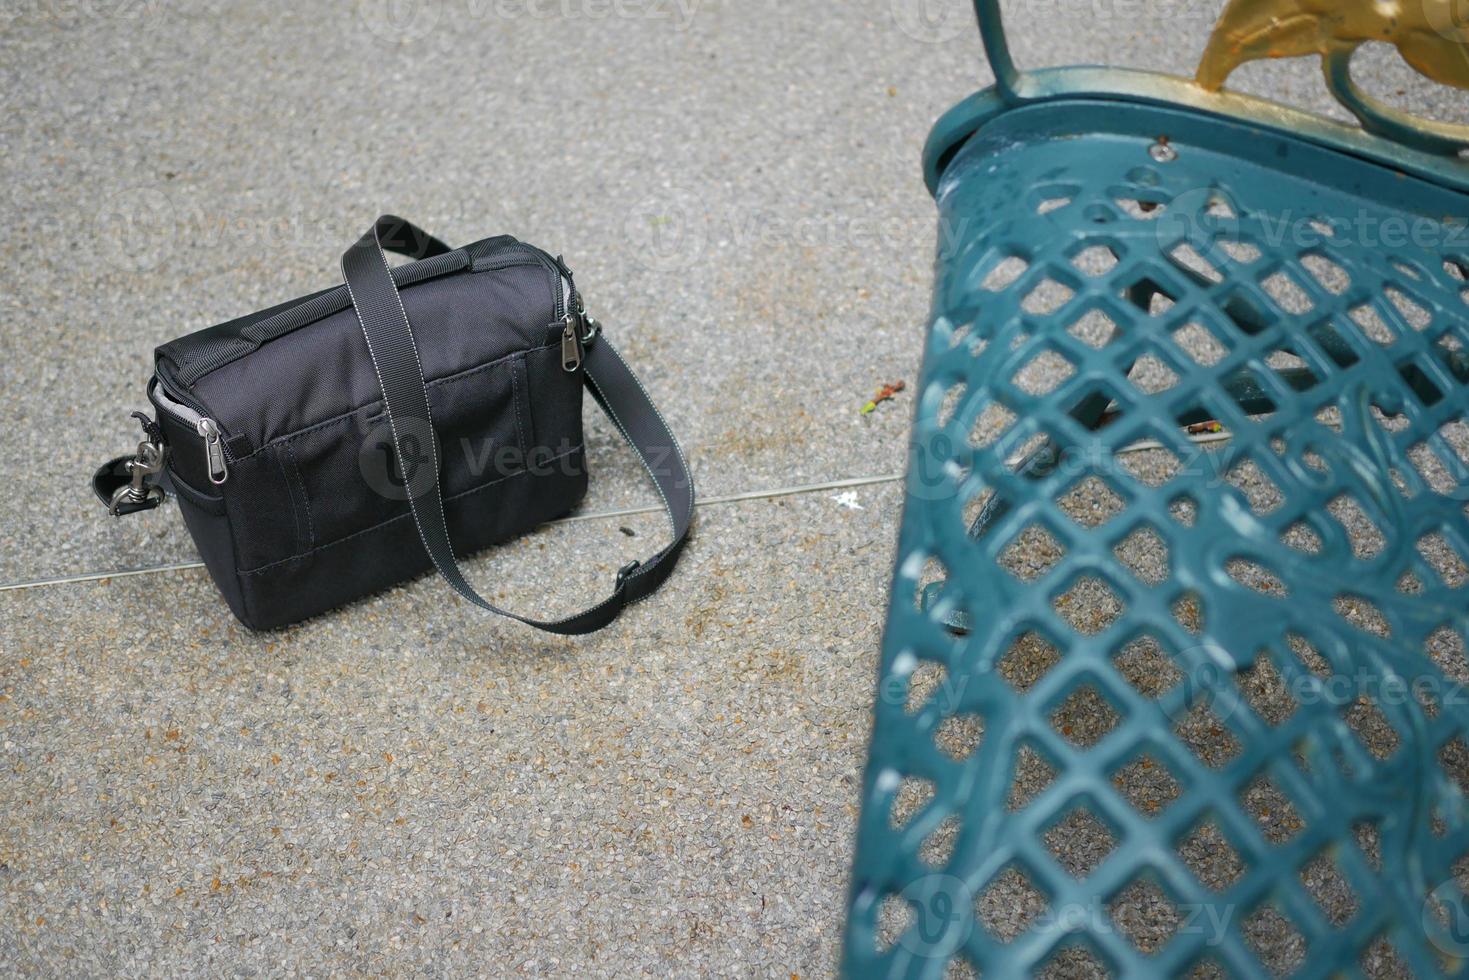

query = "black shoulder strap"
(374, 214), (453, 260)
(341, 215), (694, 634)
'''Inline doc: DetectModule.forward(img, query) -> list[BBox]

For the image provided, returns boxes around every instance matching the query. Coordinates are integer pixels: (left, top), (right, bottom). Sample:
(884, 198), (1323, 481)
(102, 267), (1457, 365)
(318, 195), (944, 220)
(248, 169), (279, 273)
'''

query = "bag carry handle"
(341, 215), (694, 634)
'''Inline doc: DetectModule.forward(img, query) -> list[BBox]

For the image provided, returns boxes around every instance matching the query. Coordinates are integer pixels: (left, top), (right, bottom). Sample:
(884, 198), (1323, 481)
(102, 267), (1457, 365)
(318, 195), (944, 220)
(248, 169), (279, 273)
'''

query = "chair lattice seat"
(844, 2), (1469, 976)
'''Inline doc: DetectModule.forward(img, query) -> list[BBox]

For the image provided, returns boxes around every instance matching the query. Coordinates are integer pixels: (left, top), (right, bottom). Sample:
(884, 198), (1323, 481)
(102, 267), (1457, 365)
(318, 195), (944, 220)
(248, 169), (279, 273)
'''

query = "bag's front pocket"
(167, 460), (253, 625)
(253, 350), (533, 572)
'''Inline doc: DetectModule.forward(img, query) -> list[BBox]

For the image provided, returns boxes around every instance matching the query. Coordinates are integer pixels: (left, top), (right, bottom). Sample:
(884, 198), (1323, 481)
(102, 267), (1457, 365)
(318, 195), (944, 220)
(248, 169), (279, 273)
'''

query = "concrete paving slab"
(3, 0), (1466, 973)
(0, 487), (897, 976)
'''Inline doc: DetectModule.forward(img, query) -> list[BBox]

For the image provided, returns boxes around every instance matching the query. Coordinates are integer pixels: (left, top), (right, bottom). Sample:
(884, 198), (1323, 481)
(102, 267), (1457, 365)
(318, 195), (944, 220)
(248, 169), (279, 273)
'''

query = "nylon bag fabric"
(97, 216), (693, 633)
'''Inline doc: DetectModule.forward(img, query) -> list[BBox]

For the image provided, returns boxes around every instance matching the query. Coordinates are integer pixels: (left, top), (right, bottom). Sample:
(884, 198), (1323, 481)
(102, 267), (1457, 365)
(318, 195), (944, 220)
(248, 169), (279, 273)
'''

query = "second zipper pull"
(561, 311), (584, 373)
(198, 418), (229, 485)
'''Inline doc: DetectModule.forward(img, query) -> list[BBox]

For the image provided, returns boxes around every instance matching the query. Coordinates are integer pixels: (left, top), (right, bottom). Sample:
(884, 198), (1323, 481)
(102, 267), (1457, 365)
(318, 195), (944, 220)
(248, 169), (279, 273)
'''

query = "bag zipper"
(153, 378), (231, 485)
(560, 294), (592, 373)
(476, 243), (588, 370)
(549, 253), (590, 374)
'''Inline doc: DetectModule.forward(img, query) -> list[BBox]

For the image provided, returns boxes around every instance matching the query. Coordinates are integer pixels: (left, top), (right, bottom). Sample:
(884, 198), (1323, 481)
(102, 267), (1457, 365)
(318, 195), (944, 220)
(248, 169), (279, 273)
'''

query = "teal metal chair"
(845, 2), (1469, 976)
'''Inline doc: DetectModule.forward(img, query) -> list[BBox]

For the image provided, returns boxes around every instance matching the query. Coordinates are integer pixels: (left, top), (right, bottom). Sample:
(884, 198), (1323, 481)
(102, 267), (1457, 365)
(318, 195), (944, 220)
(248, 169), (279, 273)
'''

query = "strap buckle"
(580, 314), (601, 346)
(108, 440), (166, 516)
(616, 559), (641, 590)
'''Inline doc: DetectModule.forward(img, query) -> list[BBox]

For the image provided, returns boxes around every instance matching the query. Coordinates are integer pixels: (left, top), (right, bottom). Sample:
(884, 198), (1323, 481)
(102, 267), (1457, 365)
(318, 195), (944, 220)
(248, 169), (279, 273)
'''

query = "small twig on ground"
(860, 380), (906, 415)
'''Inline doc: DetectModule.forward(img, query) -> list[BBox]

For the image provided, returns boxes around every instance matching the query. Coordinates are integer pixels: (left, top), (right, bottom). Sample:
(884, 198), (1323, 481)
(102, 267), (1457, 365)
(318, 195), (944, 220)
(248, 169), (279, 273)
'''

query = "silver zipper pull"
(197, 418), (229, 484)
(561, 312), (583, 373)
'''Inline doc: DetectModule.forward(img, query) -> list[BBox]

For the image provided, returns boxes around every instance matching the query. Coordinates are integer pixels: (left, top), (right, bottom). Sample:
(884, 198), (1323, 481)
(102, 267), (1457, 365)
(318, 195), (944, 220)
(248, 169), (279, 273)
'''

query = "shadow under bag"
(94, 215), (694, 633)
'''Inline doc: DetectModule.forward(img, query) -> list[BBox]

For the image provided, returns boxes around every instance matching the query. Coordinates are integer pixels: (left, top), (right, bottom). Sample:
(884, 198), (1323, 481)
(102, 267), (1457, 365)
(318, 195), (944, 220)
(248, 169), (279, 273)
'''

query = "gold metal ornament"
(1197, 0), (1469, 92)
